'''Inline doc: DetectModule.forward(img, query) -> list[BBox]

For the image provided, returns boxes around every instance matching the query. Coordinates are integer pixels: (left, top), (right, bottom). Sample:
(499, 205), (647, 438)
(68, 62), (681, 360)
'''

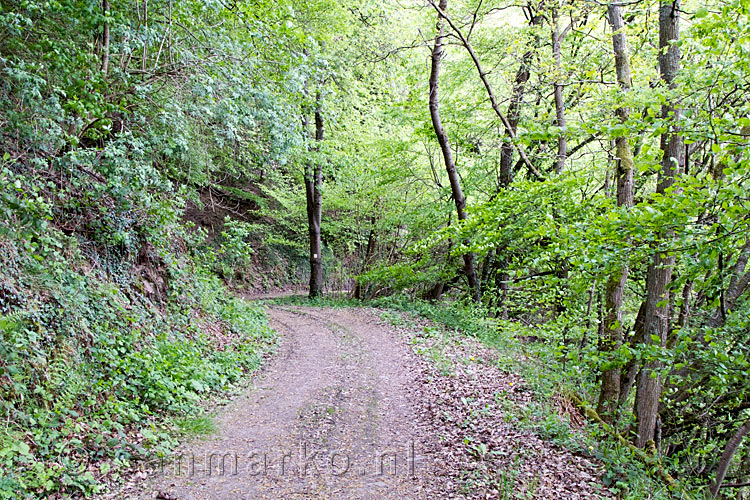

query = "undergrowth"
(275, 293), (697, 499)
(0, 173), (275, 498)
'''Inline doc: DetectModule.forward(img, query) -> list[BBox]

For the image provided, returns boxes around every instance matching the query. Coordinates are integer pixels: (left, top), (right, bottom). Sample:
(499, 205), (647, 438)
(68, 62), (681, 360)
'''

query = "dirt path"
(122, 305), (610, 499)
(133, 306), (435, 500)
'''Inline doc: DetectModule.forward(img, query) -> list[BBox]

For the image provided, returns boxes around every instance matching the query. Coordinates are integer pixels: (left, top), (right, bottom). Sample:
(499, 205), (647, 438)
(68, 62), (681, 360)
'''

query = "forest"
(0, 0), (749, 498)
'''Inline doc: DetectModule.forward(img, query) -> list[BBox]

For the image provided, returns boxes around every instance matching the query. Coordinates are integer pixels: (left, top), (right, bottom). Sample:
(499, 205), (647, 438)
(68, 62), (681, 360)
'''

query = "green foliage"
(371, 294), (498, 342)
(175, 414), (217, 437)
(216, 217), (256, 282)
(374, 298), (689, 500)
(0, 217), (274, 497)
(2, 0), (750, 497)
(0, 1), (291, 495)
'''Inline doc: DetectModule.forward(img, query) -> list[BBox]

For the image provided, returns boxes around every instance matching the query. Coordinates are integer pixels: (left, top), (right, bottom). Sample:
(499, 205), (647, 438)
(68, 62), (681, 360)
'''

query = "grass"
(176, 414), (217, 437)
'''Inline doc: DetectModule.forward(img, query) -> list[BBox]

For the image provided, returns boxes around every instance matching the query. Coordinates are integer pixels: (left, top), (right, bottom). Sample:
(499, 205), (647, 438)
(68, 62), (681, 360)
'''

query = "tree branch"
(425, 0), (545, 181)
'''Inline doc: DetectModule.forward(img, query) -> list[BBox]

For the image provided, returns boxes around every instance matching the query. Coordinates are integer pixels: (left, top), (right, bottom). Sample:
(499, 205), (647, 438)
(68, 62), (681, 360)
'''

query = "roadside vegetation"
(2, 0), (749, 498)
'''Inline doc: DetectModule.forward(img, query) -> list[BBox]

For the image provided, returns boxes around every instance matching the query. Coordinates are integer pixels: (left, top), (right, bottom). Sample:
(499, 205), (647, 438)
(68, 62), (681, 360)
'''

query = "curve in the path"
(136, 306), (434, 500)
(117, 305), (611, 500)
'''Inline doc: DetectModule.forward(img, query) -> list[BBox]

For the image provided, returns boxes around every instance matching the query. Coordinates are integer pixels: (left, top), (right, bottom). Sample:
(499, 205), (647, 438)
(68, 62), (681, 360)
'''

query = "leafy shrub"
(0, 168), (274, 498)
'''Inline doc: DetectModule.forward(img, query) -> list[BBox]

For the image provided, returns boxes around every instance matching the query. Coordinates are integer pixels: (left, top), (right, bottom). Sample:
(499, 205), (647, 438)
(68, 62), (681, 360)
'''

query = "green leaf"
(16, 441), (31, 456)
(694, 7), (709, 18)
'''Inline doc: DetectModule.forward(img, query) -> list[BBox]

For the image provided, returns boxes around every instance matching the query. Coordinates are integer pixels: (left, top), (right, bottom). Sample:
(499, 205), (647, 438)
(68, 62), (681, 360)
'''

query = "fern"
(48, 342), (84, 413)
(0, 310), (25, 332)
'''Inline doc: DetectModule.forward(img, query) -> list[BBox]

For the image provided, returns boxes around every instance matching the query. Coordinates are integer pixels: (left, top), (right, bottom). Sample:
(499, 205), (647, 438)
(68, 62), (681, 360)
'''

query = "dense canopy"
(1, 0), (749, 498)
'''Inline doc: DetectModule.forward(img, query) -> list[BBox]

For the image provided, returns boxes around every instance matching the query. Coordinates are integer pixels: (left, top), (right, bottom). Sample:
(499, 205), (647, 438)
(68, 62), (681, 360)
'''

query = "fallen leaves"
(383, 311), (611, 499)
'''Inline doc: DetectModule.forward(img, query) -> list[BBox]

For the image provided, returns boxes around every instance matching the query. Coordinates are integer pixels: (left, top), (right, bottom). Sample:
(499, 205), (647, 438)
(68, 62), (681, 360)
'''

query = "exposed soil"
(114, 305), (611, 499)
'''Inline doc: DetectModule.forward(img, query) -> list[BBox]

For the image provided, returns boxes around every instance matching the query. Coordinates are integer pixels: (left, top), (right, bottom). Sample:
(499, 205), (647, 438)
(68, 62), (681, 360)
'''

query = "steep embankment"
(0, 196), (275, 498)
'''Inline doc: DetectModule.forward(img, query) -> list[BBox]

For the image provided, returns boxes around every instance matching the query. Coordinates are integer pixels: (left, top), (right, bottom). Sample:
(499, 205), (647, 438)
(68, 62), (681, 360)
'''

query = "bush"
(0, 171), (274, 498)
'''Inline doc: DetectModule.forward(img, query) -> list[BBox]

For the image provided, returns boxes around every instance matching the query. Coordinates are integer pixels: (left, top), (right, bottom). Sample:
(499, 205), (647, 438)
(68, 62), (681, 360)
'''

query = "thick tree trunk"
(428, 0), (480, 302)
(597, 3), (635, 424)
(634, 0), (684, 449)
(551, 10), (567, 175)
(710, 419), (750, 497)
(305, 92), (324, 299)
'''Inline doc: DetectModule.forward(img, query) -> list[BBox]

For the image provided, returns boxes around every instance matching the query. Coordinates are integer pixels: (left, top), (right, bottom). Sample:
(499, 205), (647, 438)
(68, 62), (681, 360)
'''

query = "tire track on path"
(129, 306), (435, 500)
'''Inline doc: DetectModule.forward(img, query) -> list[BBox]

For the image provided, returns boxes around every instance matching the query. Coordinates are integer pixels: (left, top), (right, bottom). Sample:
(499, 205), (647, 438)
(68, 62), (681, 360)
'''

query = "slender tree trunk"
(499, 10), (541, 187)
(597, 2), (635, 424)
(493, 9), (542, 314)
(497, 267), (509, 320)
(499, 63), (527, 187)
(583, 280), (597, 333)
(354, 216), (377, 300)
(663, 278), (692, 353)
(707, 240), (750, 328)
(551, 8), (567, 175)
(142, 0), (148, 72)
(428, 0), (480, 302)
(479, 248), (493, 294)
(634, 0), (684, 449)
(547, 6), (572, 315)
(305, 92), (324, 298)
(617, 300), (645, 416)
(427, 0), (544, 181)
(101, 0), (110, 75)
(710, 419), (750, 497)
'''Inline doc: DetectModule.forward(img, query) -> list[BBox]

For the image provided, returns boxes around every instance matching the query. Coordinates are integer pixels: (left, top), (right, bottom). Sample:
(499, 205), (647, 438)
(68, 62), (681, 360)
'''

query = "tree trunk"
(428, 0), (480, 302)
(492, 9), (542, 318)
(141, 0), (148, 72)
(551, 9), (567, 175)
(499, 10), (541, 187)
(618, 300), (645, 413)
(499, 64), (526, 187)
(634, 0), (684, 449)
(497, 269), (509, 320)
(597, 2), (635, 425)
(354, 216), (377, 300)
(710, 419), (750, 497)
(426, 0), (544, 181)
(425, 282), (446, 302)
(707, 240), (750, 328)
(479, 249), (493, 293)
(305, 92), (324, 298)
(101, 0), (110, 75)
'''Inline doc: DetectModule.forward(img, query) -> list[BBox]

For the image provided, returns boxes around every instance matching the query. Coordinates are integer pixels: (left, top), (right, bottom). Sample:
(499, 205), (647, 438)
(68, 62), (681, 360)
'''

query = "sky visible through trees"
(0, 0), (749, 498)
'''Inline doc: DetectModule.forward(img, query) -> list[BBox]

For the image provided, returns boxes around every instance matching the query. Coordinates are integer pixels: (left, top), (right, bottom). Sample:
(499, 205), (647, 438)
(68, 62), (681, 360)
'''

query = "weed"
(176, 414), (217, 437)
